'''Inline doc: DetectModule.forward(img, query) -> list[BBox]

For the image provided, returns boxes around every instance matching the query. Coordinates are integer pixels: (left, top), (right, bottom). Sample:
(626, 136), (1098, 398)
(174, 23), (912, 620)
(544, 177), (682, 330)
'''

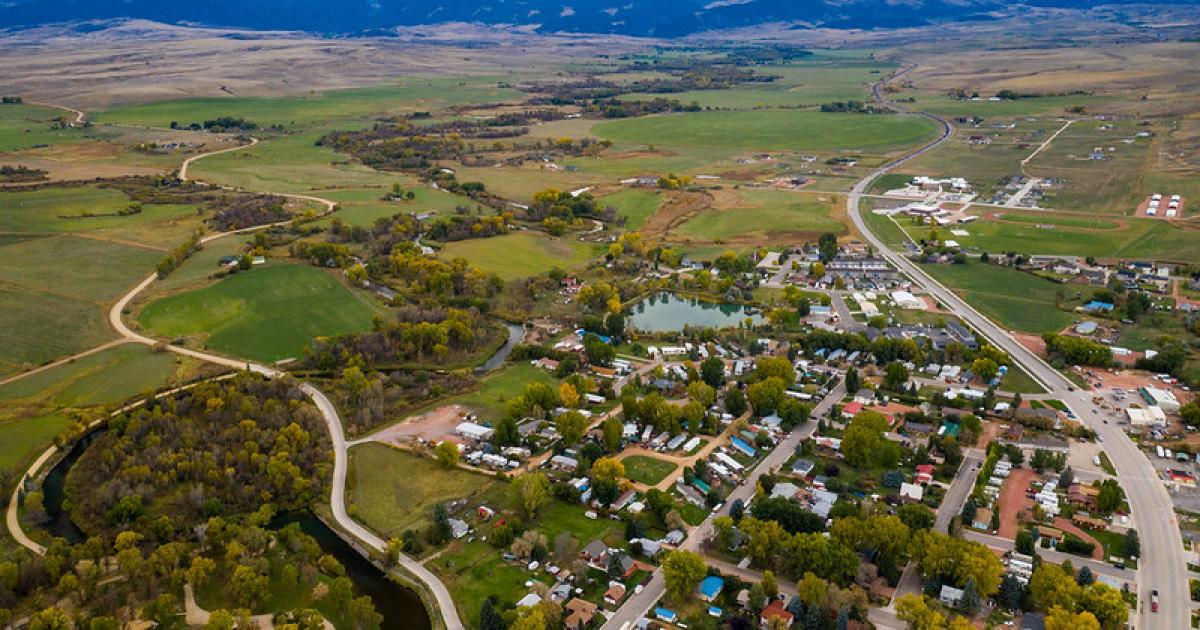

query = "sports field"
(673, 189), (845, 243)
(438, 232), (603, 281)
(921, 262), (1075, 334)
(138, 263), (386, 361)
(593, 110), (940, 153)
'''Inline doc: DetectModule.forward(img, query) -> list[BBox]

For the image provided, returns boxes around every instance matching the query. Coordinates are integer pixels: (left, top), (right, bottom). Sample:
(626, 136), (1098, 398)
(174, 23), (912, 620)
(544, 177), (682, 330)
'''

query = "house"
(1037, 526), (1064, 544)
(854, 389), (876, 405)
(891, 291), (924, 310)
(581, 540), (609, 569)
(610, 554), (637, 578)
(1020, 612), (1046, 630)
(939, 585), (965, 607)
(771, 482), (801, 500)
(655, 608), (678, 623)
(914, 464), (935, 485)
(900, 483), (924, 502)
(516, 593), (543, 609)
(699, 576), (725, 602)
(549, 582), (573, 603)
(603, 583), (627, 606)
(448, 518), (469, 539)
(792, 459), (816, 477)
(1080, 267), (1109, 286)
(665, 529), (686, 546)
(635, 538), (662, 558)
(613, 489), (637, 511)
(563, 598), (597, 629)
(761, 600), (795, 627)
(1067, 483), (1099, 507)
(551, 455), (580, 471)
(841, 401), (864, 418)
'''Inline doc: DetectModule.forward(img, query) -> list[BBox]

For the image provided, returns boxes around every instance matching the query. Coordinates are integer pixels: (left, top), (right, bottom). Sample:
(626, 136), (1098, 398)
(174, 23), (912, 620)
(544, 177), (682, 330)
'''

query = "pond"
(627, 293), (763, 332)
(40, 430), (430, 629)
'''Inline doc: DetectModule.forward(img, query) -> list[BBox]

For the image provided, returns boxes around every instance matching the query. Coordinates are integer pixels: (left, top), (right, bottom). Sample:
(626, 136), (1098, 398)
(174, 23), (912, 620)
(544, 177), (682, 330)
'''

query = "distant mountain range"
(0, 0), (1195, 37)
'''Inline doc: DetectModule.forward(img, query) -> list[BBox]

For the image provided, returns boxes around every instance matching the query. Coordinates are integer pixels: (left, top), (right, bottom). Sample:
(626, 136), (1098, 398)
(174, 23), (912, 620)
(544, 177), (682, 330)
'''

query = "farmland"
(137, 263), (386, 362)
(0, 185), (203, 248)
(672, 189), (845, 244)
(598, 188), (661, 230)
(438, 232), (603, 281)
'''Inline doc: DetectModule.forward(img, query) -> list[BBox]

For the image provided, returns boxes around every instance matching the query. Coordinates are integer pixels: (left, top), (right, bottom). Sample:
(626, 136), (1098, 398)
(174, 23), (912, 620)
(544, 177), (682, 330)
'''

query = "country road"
(4, 117), (466, 630)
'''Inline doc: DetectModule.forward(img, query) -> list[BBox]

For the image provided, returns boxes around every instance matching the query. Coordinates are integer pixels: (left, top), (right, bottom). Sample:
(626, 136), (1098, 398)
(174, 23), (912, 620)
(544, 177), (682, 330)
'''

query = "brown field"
(642, 189), (713, 238)
(362, 404), (469, 445)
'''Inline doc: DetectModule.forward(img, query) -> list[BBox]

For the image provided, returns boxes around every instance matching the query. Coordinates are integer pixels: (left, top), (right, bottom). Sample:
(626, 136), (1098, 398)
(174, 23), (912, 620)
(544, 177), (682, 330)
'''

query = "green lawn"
(138, 263), (386, 362)
(999, 364), (1047, 395)
(599, 189), (661, 230)
(592, 110), (940, 153)
(438, 232), (602, 281)
(673, 189), (845, 242)
(623, 455), (678, 485)
(920, 262), (1076, 334)
(346, 443), (496, 539)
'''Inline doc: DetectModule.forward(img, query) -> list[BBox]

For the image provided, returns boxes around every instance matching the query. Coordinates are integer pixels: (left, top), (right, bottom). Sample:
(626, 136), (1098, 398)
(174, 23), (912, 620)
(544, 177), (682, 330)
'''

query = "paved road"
(854, 72), (1185, 628)
(962, 530), (1136, 584)
(601, 381), (846, 629)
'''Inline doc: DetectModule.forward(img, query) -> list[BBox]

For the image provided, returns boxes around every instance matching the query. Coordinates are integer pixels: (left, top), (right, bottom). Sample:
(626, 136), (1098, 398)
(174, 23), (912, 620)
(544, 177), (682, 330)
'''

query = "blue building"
(699, 576), (725, 602)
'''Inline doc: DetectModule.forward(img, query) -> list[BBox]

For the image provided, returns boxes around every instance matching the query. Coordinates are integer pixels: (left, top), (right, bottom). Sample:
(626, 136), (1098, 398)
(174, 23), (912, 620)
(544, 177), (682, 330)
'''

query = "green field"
(0, 186), (202, 248)
(617, 61), (893, 109)
(0, 288), (112, 375)
(673, 189), (845, 242)
(622, 454), (678, 485)
(0, 103), (86, 152)
(0, 413), (70, 472)
(0, 234), (159, 302)
(438, 232), (602, 281)
(920, 262), (1076, 334)
(0, 344), (177, 407)
(593, 110), (940, 153)
(318, 186), (474, 228)
(901, 91), (1114, 118)
(926, 215), (1200, 263)
(346, 443), (497, 539)
(440, 362), (558, 420)
(138, 264), (386, 362)
(599, 188), (661, 230)
(95, 78), (525, 129)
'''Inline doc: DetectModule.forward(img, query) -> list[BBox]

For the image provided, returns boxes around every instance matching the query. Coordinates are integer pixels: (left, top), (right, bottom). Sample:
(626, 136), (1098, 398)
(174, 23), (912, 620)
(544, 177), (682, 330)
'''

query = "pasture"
(0, 103), (84, 152)
(0, 185), (203, 248)
(0, 413), (70, 473)
(0, 343), (176, 408)
(0, 234), (160, 302)
(444, 362), (558, 420)
(0, 287), (112, 376)
(318, 185), (470, 228)
(138, 264), (386, 362)
(672, 189), (845, 244)
(438, 232), (602, 281)
(592, 110), (940, 153)
(189, 131), (399, 194)
(346, 443), (497, 539)
(920, 262), (1076, 334)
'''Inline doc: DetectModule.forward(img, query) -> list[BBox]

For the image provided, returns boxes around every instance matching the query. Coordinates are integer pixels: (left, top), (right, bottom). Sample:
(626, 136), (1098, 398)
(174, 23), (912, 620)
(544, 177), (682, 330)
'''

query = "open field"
(0, 103), (86, 152)
(920, 261), (1076, 334)
(0, 343), (177, 407)
(442, 362), (557, 420)
(95, 77), (526, 129)
(622, 454), (677, 485)
(438, 232), (602, 281)
(317, 185), (471, 228)
(451, 164), (606, 204)
(672, 189), (844, 244)
(593, 110), (940, 153)
(0, 287), (112, 375)
(618, 60), (893, 109)
(346, 443), (497, 539)
(0, 234), (160, 301)
(0, 186), (203, 248)
(138, 263), (386, 362)
(0, 413), (69, 473)
(598, 188), (660, 230)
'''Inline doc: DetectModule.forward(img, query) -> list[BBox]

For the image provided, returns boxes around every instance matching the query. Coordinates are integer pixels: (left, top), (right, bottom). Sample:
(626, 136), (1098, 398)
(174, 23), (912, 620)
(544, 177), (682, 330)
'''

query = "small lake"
(40, 429), (430, 630)
(627, 293), (763, 332)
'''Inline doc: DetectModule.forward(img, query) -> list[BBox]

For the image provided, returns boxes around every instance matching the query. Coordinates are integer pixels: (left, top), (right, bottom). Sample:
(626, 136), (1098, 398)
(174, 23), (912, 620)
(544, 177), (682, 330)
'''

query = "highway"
(850, 69), (1187, 628)
(601, 381), (846, 629)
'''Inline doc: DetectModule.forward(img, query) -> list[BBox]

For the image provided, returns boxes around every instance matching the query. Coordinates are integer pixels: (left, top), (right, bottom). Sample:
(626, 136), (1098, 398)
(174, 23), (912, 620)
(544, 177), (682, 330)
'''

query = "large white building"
(1127, 405), (1168, 427)
(1141, 386), (1181, 412)
(891, 291), (924, 310)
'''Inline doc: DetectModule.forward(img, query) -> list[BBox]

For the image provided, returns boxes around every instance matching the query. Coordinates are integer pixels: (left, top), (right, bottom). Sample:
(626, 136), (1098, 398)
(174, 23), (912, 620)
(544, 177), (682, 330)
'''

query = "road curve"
(854, 70), (1184, 628)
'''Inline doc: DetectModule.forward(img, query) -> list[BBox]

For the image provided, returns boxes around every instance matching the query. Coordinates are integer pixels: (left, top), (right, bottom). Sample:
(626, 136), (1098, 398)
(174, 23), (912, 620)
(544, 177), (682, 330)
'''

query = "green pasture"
(0, 343), (176, 407)
(0, 103), (86, 152)
(592, 110), (940, 153)
(443, 362), (558, 420)
(438, 232), (602, 281)
(0, 287), (112, 376)
(318, 185), (473, 228)
(0, 234), (159, 302)
(138, 263), (386, 362)
(673, 189), (845, 242)
(0, 185), (202, 247)
(0, 413), (70, 473)
(920, 262), (1075, 334)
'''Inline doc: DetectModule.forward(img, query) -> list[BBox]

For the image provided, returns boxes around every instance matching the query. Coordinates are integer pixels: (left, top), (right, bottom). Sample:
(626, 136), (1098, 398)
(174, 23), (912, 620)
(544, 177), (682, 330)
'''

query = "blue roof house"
(699, 576), (725, 602)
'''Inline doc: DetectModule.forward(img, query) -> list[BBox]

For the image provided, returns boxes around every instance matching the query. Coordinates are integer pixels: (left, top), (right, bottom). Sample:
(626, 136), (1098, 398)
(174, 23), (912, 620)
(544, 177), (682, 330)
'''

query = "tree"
(959, 577), (981, 614)
(700, 356), (725, 388)
(555, 410), (588, 446)
(910, 530), (1003, 597)
(28, 608), (71, 630)
(1124, 529), (1140, 558)
(583, 334), (615, 366)
(811, 261), (826, 277)
(601, 417), (624, 452)
(479, 598), (504, 630)
(204, 610), (237, 630)
(842, 410), (889, 467)
(1076, 565), (1094, 586)
(895, 594), (945, 630)
(998, 574), (1025, 611)
(725, 387), (747, 416)
(1029, 563), (1081, 613)
(971, 358), (999, 382)
(687, 381), (716, 407)
(513, 472), (551, 519)
(883, 362), (909, 391)
(1045, 607), (1100, 630)
(1016, 530), (1036, 556)
(898, 503), (936, 532)
(762, 570), (779, 599)
(559, 382), (580, 408)
(796, 572), (828, 607)
(661, 550), (706, 602)
(435, 440), (460, 468)
(591, 456), (625, 483)
(748, 582), (767, 613)
(1095, 479), (1124, 513)
(844, 367), (860, 394)
(1079, 582), (1128, 629)
(1181, 402), (1200, 428)
(712, 515), (736, 550)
